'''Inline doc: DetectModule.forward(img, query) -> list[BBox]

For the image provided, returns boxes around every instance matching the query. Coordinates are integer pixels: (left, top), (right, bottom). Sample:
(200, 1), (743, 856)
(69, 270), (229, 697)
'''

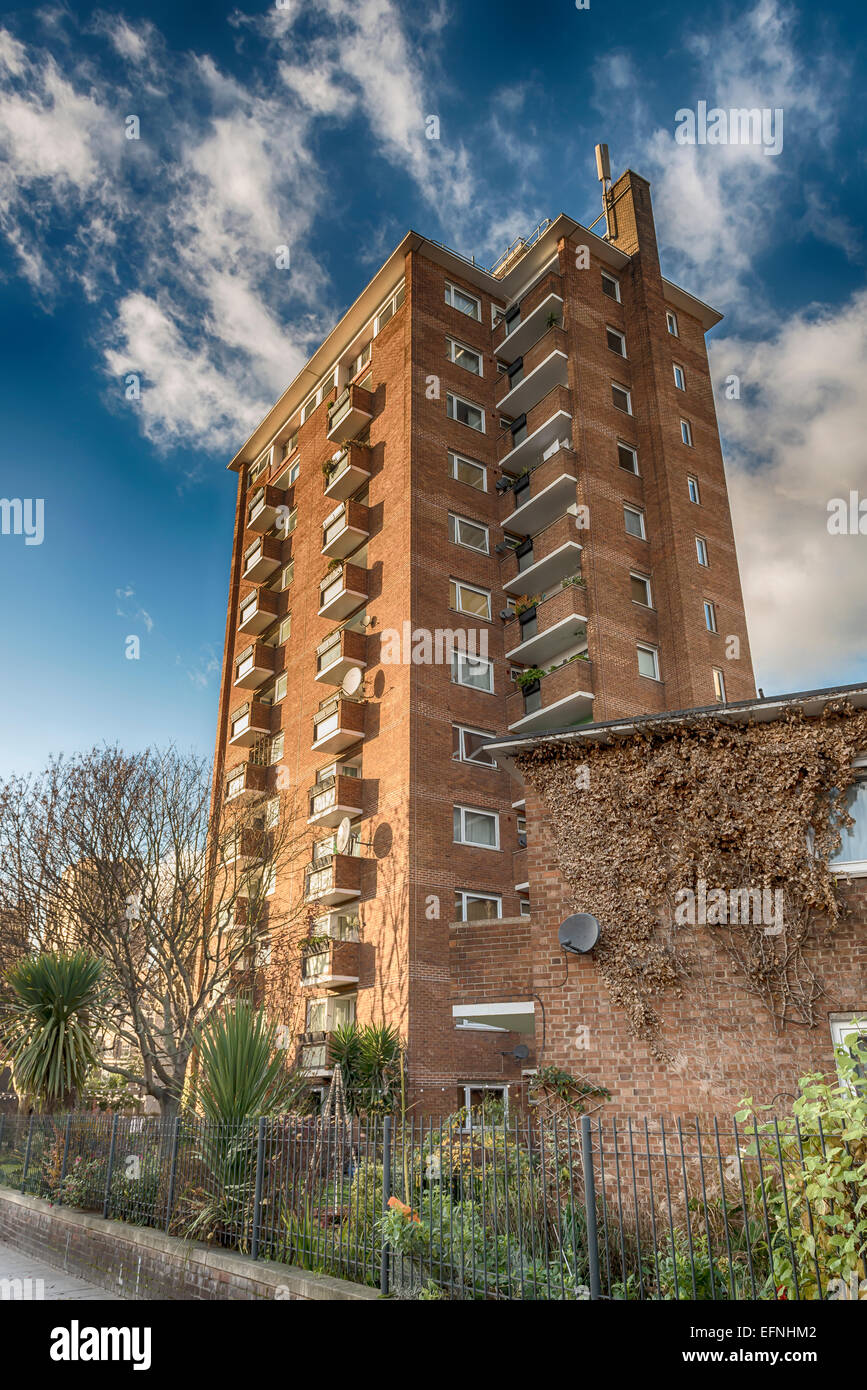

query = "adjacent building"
(213, 159), (756, 1113)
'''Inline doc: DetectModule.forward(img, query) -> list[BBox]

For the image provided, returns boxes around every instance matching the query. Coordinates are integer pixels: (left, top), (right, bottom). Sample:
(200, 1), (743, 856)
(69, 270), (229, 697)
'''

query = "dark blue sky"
(0, 0), (865, 776)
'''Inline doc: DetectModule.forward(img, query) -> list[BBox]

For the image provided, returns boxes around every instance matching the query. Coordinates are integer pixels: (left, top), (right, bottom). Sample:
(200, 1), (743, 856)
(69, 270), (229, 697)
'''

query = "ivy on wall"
(516, 701), (867, 1059)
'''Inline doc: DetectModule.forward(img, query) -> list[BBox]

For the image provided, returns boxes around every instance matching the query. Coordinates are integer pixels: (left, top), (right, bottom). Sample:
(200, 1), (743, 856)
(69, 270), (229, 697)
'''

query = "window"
(452, 651), (494, 692)
(452, 725), (497, 766)
(666, 310), (679, 336)
(637, 643), (660, 680)
(459, 1084), (508, 1128)
(687, 475), (701, 504)
(454, 805), (500, 850)
(449, 451), (486, 491)
(448, 513), (489, 554)
(828, 770), (867, 873)
(274, 672), (287, 702)
(447, 338), (483, 375)
(712, 666), (726, 702)
(696, 536), (709, 566)
(601, 272), (620, 302)
(624, 504), (646, 539)
(673, 364), (686, 391)
(630, 573), (652, 606)
(455, 890), (502, 922)
(279, 615), (292, 644)
(306, 996), (356, 1032)
(301, 394), (318, 424)
(351, 342), (371, 377)
(265, 796), (280, 829)
(281, 561), (295, 590)
(607, 327), (627, 357)
(447, 393), (485, 432)
(450, 578), (491, 620)
(270, 731), (284, 764)
(681, 418), (693, 446)
(284, 459), (300, 487)
(519, 897), (530, 917)
(618, 442), (639, 474)
(445, 281), (481, 320)
(611, 383), (632, 414)
(704, 600), (717, 632)
(282, 431), (299, 459)
(830, 1016), (867, 1085)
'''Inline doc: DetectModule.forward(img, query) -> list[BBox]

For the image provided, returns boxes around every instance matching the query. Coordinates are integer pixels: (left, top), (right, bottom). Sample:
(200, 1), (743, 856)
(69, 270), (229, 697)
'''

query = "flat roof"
(227, 209), (722, 473)
(482, 682), (867, 757)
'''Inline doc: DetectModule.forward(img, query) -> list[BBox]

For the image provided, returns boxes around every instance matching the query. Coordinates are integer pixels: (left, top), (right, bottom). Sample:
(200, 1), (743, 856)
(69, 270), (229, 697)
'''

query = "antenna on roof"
(595, 143), (617, 241)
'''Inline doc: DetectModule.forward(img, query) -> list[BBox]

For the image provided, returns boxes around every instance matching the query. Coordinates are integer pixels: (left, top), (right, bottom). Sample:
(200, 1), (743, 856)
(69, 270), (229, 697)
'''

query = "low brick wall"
(0, 1189), (379, 1302)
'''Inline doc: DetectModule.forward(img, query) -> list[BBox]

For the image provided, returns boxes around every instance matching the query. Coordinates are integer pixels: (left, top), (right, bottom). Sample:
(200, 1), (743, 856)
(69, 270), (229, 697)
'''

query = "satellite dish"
(558, 913), (600, 955)
(335, 817), (353, 854)
(513, 1044), (530, 1060)
(342, 666), (363, 697)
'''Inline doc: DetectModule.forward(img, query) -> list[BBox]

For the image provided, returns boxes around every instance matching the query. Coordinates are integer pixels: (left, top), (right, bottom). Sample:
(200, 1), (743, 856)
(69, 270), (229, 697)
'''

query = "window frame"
(827, 764), (867, 875)
(703, 600), (717, 633)
(448, 512), (490, 555)
(687, 474), (701, 504)
(673, 363), (686, 391)
(452, 723), (498, 767)
(454, 889), (503, 922)
(453, 803), (501, 851)
(666, 310), (679, 337)
(618, 442), (639, 475)
(696, 535), (710, 567)
(637, 642), (660, 681)
(452, 650), (495, 693)
(601, 271), (621, 302)
(624, 504), (647, 540)
(712, 666), (726, 702)
(445, 281), (481, 321)
(447, 337), (483, 376)
(630, 572), (653, 607)
(681, 418), (694, 446)
(606, 326), (627, 357)
(611, 382), (633, 415)
(447, 391), (486, 433)
(449, 577), (492, 621)
(449, 451), (487, 492)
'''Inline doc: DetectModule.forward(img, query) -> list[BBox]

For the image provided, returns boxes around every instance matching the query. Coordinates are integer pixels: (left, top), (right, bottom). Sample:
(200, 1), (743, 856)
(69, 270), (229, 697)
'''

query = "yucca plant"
(328, 1022), (403, 1116)
(2, 950), (103, 1110)
(196, 1000), (295, 1123)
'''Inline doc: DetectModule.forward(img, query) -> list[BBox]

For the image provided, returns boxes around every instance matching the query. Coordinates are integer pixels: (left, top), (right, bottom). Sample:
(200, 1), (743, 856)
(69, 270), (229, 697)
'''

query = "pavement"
(0, 1239), (123, 1300)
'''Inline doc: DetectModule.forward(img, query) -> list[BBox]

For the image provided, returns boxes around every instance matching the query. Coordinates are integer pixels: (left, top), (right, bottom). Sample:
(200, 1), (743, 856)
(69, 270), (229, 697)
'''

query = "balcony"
(299, 1041), (332, 1076)
(513, 847), (528, 892)
(324, 443), (372, 500)
(505, 585), (589, 665)
(304, 853), (362, 906)
(312, 910), (361, 941)
(498, 385), (573, 476)
(506, 658), (594, 734)
(321, 499), (370, 559)
(242, 535), (282, 584)
(233, 642), (276, 690)
(228, 699), (272, 747)
(318, 562), (368, 621)
(222, 828), (265, 868)
(326, 383), (374, 443)
(246, 485), (283, 534)
(315, 626), (368, 685)
(225, 761), (268, 804)
(300, 939), (360, 988)
(496, 328), (569, 416)
(311, 697), (366, 754)
(501, 446), (578, 534)
(238, 587), (279, 636)
(493, 273), (564, 361)
(308, 772), (365, 827)
(502, 516), (583, 595)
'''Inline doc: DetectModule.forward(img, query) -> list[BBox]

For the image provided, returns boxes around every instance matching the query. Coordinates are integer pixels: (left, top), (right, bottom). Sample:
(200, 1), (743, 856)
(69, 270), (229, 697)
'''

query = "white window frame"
(455, 890), (502, 922)
(624, 504), (647, 540)
(618, 442), (639, 474)
(601, 271), (621, 302)
(712, 666), (726, 702)
(827, 763), (867, 875)
(611, 382), (632, 415)
(448, 513), (490, 554)
(279, 615), (292, 644)
(607, 326), (627, 357)
(666, 310), (679, 337)
(454, 804), (500, 850)
(696, 535), (709, 566)
(450, 577), (492, 620)
(452, 724), (497, 766)
(637, 643), (660, 681)
(630, 572), (652, 607)
(445, 281), (481, 320)
(681, 418), (693, 446)
(673, 363), (686, 391)
(447, 392), (485, 433)
(452, 651), (494, 692)
(687, 475), (701, 504)
(704, 600), (717, 632)
(830, 1016), (867, 1083)
(447, 338), (483, 375)
(449, 451), (487, 492)
(274, 672), (287, 702)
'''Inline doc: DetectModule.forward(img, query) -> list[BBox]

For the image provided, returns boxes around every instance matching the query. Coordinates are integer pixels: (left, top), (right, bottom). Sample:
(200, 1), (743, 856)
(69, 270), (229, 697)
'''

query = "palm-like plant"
(328, 1022), (403, 1115)
(196, 1000), (295, 1123)
(2, 950), (103, 1110)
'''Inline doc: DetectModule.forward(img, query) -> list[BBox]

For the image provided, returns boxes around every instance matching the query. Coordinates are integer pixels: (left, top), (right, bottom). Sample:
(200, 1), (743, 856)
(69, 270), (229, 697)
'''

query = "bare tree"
(0, 746), (308, 1116)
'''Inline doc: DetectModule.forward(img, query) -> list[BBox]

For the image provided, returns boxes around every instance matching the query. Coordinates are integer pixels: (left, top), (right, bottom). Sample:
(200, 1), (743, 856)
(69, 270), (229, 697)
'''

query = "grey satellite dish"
(342, 666), (363, 697)
(558, 913), (600, 955)
(335, 816), (353, 854)
(513, 1043), (530, 1060)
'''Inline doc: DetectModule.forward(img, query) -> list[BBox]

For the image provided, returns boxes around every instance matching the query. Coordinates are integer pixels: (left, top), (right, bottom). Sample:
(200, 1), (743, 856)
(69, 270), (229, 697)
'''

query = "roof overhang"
(661, 276), (723, 332)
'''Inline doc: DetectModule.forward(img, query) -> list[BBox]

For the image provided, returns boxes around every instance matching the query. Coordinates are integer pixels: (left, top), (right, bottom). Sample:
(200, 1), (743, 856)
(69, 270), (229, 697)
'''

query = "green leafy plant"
(515, 667), (545, 690)
(327, 1023), (404, 1115)
(2, 950), (103, 1110)
(196, 1001), (296, 1124)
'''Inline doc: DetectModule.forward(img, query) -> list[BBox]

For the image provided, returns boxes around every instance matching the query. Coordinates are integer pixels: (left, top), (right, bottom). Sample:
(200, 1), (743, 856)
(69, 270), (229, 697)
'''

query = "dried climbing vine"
(516, 700), (867, 1059)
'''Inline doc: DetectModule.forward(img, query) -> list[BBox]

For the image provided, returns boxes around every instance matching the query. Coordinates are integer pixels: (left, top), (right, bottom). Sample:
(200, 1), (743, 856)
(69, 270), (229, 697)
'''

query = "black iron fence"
(0, 1110), (861, 1300)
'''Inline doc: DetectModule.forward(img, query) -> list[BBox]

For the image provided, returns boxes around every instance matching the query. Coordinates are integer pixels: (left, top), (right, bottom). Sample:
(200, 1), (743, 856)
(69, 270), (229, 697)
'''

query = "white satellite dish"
(342, 666), (363, 697)
(336, 817), (353, 854)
